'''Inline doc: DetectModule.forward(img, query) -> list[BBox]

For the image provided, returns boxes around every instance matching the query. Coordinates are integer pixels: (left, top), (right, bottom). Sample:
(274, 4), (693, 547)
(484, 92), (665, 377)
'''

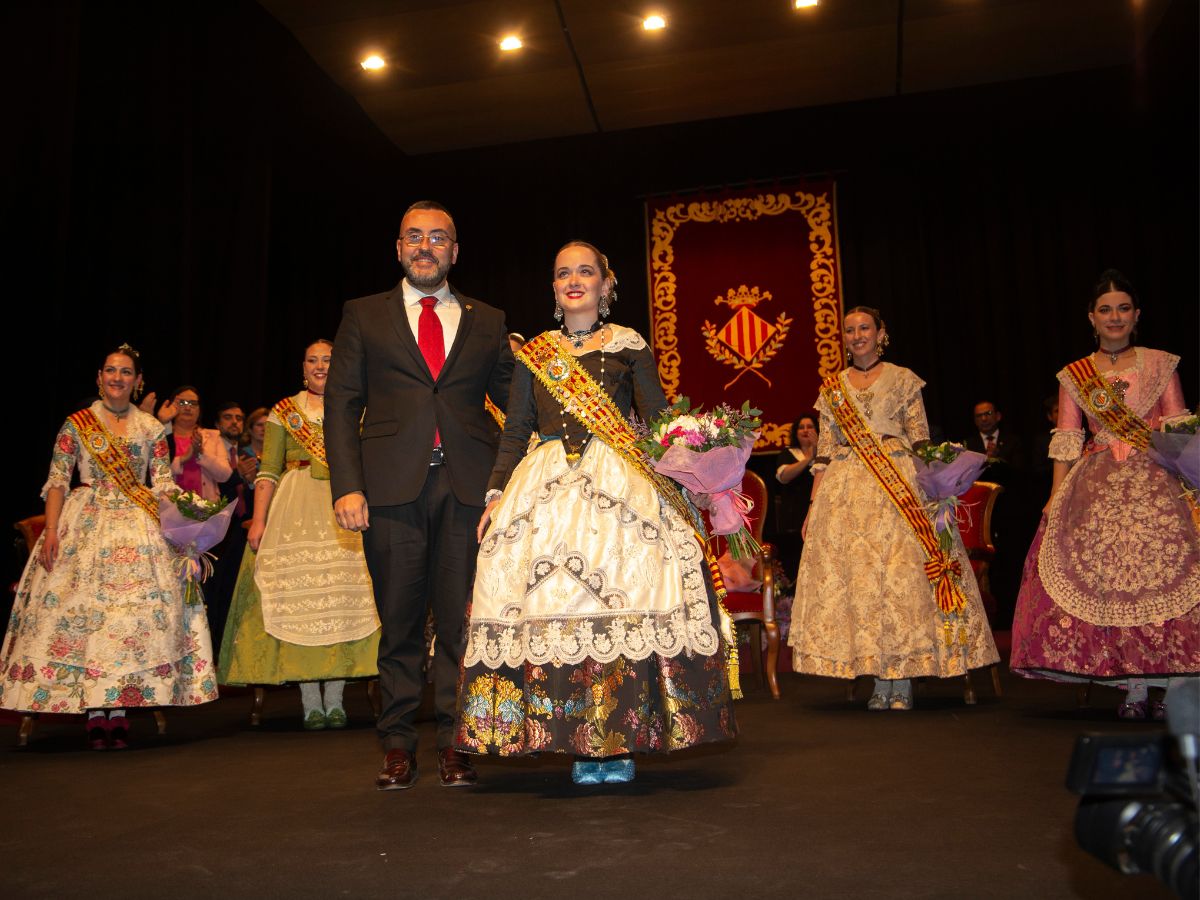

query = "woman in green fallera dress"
(218, 340), (379, 728)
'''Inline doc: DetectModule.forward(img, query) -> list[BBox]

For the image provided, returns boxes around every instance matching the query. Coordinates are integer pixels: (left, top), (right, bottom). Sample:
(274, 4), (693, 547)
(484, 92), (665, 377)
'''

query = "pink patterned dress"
(1010, 348), (1199, 679)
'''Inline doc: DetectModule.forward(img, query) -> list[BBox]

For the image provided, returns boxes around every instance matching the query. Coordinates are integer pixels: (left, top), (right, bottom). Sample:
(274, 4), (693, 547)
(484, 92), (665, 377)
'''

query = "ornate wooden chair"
(954, 480), (1004, 703)
(711, 470), (780, 700)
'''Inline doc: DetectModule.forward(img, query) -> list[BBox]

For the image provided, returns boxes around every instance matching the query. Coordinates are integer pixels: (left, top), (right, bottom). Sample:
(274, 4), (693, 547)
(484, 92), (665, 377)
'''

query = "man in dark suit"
(963, 399), (1029, 624)
(325, 201), (513, 791)
(964, 400), (1026, 480)
(209, 401), (253, 655)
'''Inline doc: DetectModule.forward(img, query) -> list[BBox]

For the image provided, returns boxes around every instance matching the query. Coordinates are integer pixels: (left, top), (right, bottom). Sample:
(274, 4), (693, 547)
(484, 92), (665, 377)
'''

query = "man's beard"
(403, 252), (451, 289)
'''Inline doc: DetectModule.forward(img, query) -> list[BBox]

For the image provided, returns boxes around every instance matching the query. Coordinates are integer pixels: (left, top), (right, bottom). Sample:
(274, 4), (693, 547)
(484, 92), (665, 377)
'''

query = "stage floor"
(0, 669), (1173, 899)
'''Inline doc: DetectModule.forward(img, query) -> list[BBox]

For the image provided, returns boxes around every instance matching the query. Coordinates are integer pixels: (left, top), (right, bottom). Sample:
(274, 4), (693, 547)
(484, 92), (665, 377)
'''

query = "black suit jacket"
(963, 430), (1026, 471)
(325, 281), (514, 508)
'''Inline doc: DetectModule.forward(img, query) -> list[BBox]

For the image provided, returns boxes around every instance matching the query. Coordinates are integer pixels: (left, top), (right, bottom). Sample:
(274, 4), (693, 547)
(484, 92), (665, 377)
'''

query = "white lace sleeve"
(604, 324), (647, 352)
(1048, 429), (1084, 462)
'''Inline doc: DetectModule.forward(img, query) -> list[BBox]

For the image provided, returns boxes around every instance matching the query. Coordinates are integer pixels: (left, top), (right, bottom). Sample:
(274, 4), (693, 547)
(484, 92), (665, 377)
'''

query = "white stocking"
(1125, 679), (1148, 703)
(322, 680), (345, 712)
(299, 682), (323, 715)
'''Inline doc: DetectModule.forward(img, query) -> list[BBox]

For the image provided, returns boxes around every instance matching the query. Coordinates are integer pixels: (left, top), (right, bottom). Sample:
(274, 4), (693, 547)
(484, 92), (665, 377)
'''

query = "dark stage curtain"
(4, 1), (411, 543)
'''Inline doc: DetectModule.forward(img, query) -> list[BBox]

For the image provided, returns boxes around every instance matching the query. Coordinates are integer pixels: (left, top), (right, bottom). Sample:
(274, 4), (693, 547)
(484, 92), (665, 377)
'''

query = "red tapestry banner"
(646, 183), (844, 450)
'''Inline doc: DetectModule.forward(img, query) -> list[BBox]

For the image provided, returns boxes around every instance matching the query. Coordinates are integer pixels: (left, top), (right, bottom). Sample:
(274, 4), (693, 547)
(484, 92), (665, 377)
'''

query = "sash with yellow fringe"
(517, 331), (741, 698)
(820, 376), (969, 621)
(273, 396), (328, 466)
(484, 395), (505, 429)
(68, 409), (160, 522)
(1062, 356), (1152, 451)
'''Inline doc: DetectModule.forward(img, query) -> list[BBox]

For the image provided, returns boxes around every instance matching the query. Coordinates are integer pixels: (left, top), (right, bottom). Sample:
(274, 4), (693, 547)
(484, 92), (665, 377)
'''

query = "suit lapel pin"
(465, 304), (473, 311)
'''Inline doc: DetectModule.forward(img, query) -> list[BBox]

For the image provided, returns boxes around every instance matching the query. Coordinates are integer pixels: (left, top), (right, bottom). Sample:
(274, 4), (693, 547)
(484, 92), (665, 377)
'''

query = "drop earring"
(554, 300), (564, 322)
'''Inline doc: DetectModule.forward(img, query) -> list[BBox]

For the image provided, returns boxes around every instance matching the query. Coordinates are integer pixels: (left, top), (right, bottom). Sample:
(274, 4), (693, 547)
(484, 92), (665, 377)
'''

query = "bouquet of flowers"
(1149, 415), (1200, 492)
(160, 490), (234, 605)
(637, 397), (762, 559)
(911, 441), (988, 550)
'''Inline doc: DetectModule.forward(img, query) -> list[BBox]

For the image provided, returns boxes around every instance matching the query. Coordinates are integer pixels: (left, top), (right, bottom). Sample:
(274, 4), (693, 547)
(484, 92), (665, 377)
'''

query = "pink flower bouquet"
(160, 491), (234, 604)
(911, 442), (988, 549)
(638, 397), (762, 559)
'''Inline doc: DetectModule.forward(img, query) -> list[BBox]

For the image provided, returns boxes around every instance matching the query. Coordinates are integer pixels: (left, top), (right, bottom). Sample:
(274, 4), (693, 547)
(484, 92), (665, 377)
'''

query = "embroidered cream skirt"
(253, 467), (378, 647)
(465, 438), (722, 670)
(789, 443), (999, 679)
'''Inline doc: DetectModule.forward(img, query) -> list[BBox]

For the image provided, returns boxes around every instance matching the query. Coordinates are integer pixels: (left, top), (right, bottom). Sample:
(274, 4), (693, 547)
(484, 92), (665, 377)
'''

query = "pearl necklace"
(558, 329), (606, 461)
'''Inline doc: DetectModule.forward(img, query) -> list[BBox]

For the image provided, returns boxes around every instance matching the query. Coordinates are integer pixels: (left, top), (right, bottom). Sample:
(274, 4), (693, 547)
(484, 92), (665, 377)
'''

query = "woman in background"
(158, 385), (231, 501)
(773, 411), (819, 577)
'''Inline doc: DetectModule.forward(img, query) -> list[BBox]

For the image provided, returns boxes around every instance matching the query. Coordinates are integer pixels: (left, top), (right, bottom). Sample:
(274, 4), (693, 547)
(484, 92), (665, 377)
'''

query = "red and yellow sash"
(484, 395), (505, 429)
(820, 376), (967, 615)
(273, 397), (328, 467)
(1063, 356), (1151, 452)
(69, 409), (160, 522)
(518, 332), (739, 693)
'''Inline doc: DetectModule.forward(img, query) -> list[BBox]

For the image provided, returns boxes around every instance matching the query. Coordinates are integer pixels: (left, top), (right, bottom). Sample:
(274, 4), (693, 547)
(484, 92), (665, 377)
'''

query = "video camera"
(1066, 682), (1199, 899)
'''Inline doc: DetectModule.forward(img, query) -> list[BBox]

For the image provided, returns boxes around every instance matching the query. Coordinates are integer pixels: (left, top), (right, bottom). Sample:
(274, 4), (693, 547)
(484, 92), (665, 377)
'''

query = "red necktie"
(418, 297), (445, 447)
(229, 444), (246, 516)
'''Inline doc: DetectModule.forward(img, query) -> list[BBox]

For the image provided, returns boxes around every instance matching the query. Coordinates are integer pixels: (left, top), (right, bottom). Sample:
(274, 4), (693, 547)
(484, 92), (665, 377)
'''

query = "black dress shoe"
(437, 748), (478, 787)
(376, 749), (418, 791)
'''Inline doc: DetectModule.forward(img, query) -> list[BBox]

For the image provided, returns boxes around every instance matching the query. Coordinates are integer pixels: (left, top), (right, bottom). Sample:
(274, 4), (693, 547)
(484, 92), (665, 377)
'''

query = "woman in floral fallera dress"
(1010, 270), (1200, 717)
(456, 242), (735, 785)
(0, 346), (218, 749)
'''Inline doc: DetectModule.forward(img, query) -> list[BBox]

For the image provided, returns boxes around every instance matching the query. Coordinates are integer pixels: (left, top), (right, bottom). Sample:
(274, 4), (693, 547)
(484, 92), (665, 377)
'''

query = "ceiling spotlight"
(360, 54), (386, 71)
(643, 14), (667, 30)
(793, 0), (819, 8)
(500, 35), (523, 51)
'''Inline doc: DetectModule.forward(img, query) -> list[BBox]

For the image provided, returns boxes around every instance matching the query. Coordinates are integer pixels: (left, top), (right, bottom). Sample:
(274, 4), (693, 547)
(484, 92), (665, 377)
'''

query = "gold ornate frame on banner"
(646, 187), (845, 449)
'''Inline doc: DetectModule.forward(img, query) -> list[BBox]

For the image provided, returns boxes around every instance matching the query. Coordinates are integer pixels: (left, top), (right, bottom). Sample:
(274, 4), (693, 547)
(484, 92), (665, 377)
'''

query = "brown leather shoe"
(437, 748), (478, 787)
(376, 749), (418, 791)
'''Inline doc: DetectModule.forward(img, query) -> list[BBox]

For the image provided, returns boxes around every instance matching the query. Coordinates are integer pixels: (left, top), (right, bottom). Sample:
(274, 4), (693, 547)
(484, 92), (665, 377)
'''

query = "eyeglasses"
(401, 231), (455, 248)
(176, 399), (199, 407)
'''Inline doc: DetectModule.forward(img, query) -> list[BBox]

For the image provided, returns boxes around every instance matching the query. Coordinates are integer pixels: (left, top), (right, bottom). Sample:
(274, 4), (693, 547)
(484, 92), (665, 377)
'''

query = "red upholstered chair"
(954, 480), (1004, 703)
(711, 470), (780, 700)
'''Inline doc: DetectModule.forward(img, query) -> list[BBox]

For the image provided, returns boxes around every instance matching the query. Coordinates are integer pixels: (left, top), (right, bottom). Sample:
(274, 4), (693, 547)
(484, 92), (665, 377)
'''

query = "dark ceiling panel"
(257, 0), (1172, 155)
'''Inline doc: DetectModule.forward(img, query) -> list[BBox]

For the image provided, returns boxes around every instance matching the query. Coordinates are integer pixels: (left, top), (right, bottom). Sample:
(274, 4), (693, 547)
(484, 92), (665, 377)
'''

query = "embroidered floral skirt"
(456, 644), (736, 757)
(789, 446), (999, 679)
(455, 438), (735, 756)
(0, 488), (218, 712)
(1010, 451), (1200, 680)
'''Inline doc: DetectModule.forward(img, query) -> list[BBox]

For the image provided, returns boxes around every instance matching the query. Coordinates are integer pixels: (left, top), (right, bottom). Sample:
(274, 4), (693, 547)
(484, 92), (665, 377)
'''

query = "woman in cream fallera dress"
(456, 242), (735, 785)
(789, 308), (998, 710)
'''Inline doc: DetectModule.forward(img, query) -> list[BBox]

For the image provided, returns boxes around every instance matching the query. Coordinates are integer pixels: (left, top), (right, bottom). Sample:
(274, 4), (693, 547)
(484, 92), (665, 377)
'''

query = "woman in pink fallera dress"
(1010, 270), (1199, 717)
